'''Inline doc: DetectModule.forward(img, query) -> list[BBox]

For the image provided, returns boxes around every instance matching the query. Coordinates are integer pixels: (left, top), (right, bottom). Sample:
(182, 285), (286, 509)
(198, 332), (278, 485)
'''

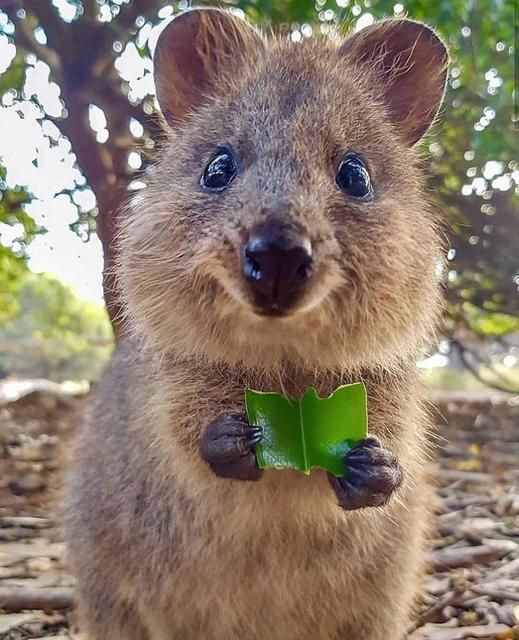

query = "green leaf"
(245, 383), (368, 477)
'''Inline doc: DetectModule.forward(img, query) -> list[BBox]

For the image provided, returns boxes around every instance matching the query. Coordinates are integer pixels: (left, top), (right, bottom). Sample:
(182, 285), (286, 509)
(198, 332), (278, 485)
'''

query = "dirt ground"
(0, 383), (518, 639)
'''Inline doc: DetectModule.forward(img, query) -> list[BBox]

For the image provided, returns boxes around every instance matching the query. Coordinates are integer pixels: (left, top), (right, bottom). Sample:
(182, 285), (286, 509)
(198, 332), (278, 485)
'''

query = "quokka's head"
(118, 8), (448, 371)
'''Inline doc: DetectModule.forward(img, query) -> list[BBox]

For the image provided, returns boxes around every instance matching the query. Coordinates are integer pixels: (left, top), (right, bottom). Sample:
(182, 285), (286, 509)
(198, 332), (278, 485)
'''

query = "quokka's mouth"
(250, 305), (292, 318)
(248, 290), (306, 318)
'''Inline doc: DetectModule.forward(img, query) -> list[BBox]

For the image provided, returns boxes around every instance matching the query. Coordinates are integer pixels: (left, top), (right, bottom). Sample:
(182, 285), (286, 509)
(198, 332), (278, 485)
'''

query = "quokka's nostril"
(296, 260), (313, 281)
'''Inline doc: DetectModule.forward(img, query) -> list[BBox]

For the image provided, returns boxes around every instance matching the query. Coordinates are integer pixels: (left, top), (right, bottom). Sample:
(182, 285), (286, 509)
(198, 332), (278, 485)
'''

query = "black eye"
(201, 149), (237, 191)
(336, 154), (373, 199)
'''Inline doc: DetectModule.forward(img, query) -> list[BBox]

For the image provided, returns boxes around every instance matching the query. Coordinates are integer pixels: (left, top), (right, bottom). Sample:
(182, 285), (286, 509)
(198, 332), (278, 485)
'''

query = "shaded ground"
(0, 383), (518, 639)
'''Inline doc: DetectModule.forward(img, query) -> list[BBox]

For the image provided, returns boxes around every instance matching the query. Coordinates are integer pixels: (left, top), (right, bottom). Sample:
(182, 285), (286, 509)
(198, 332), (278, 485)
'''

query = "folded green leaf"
(245, 383), (368, 477)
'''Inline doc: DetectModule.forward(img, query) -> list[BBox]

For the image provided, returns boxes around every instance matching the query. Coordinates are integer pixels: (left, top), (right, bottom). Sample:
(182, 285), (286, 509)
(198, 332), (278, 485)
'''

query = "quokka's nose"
(242, 221), (313, 313)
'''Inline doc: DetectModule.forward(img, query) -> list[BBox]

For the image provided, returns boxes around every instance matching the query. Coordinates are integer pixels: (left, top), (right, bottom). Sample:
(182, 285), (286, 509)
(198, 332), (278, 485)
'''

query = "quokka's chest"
(140, 495), (390, 640)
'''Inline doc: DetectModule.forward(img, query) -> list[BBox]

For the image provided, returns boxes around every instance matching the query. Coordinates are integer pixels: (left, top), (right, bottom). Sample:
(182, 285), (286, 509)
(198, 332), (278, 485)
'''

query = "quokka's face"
(119, 9), (448, 370)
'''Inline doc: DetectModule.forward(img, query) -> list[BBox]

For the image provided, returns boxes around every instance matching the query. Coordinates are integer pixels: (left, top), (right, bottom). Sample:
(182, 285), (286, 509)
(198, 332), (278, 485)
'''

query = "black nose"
(242, 222), (313, 313)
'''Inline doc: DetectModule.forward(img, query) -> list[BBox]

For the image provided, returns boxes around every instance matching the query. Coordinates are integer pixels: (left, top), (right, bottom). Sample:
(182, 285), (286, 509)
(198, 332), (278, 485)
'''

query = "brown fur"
(65, 9), (448, 639)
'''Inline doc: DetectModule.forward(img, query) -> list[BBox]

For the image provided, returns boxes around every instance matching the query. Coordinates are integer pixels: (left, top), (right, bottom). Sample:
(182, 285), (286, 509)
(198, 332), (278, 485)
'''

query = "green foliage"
(0, 50), (39, 321)
(0, 245), (26, 323)
(236, 0), (337, 26)
(0, 272), (113, 381)
(0, 164), (36, 322)
(462, 303), (519, 338)
(0, 51), (26, 96)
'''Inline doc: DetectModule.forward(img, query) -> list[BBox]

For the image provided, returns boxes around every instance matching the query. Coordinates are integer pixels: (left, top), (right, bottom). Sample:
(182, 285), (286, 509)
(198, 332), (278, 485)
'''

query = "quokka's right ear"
(153, 8), (265, 127)
(339, 19), (449, 145)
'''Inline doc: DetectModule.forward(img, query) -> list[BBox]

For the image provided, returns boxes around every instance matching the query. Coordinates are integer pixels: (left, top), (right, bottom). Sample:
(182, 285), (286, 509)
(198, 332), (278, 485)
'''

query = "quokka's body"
(65, 8), (448, 639)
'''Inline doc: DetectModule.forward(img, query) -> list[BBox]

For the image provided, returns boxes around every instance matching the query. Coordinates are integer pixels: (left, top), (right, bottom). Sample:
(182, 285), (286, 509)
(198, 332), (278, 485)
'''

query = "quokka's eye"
(335, 153), (373, 200)
(201, 148), (237, 191)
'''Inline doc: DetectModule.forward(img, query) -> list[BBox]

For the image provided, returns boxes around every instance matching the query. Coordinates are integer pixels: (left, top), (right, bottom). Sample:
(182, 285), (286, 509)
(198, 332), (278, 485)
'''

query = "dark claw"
(200, 414), (263, 482)
(353, 436), (381, 449)
(328, 436), (403, 511)
(345, 448), (399, 467)
(247, 434), (263, 447)
(246, 427), (263, 447)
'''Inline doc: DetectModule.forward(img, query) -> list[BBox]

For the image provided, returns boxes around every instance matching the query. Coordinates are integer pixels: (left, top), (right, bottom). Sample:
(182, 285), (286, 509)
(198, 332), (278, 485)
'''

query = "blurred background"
(0, 0), (517, 393)
(0, 4), (517, 638)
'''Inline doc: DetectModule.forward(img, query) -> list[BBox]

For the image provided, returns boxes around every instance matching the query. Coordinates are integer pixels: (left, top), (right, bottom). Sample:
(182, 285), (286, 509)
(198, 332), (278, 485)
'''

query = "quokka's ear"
(339, 19), (449, 145)
(153, 8), (265, 126)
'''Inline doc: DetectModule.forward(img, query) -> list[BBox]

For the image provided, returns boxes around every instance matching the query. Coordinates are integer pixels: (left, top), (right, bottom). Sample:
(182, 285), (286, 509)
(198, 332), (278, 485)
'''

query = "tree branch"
(4, 9), (62, 76)
(22, 0), (66, 54)
(451, 339), (519, 394)
(0, 587), (74, 612)
(91, 77), (163, 143)
(114, 0), (164, 32)
(83, 0), (98, 21)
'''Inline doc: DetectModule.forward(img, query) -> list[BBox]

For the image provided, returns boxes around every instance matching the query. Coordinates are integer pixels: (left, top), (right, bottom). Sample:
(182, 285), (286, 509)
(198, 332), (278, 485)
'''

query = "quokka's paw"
(328, 436), (403, 511)
(200, 413), (263, 481)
